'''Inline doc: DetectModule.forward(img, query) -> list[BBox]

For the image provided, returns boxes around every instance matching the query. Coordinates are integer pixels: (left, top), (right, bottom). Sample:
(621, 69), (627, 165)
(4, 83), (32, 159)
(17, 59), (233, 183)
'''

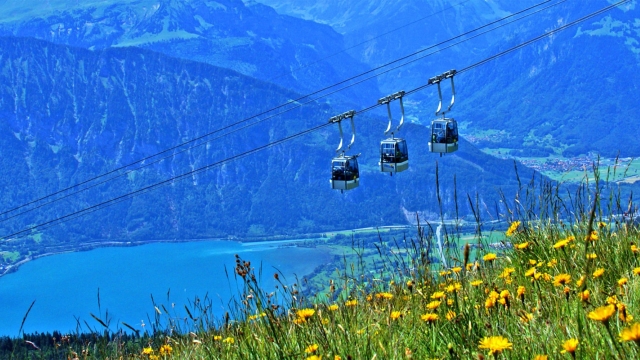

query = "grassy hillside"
(3, 165), (640, 358)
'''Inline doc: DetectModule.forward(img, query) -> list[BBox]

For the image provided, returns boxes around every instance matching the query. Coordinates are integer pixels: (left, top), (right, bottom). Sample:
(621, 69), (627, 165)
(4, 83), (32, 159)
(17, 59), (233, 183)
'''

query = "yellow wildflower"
(375, 292), (393, 300)
(483, 253), (497, 262)
(142, 347), (154, 355)
(632, 244), (639, 253)
(634, 267), (640, 276)
(447, 299), (454, 306)
(618, 277), (629, 286)
(517, 286), (526, 299)
(561, 339), (578, 354)
(446, 282), (462, 293)
(520, 312), (534, 323)
(525, 267), (536, 277)
(607, 295), (618, 305)
(305, 344), (319, 354)
(390, 311), (402, 320)
(586, 253), (597, 260)
(598, 221), (607, 228)
(471, 280), (483, 287)
(576, 275), (585, 287)
(159, 345), (172, 355)
(515, 242), (529, 250)
(452, 267), (462, 273)
(446, 310), (456, 321)
(421, 313), (439, 323)
(593, 268), (605, 278)
(345, 299), (357, 307)
(328, 304), (339, 311)
(222, 337), (234, 344)
(439, 270), (452, 277)
(588, 305), (616, 323)
(547, 259), (558, 267)
(553, 239), (570, 249)
(499, 267), (516, 278)
(529, 259), (537, 265)
(426, 301), (441, 310)
(553, 273), (571, 287)
(579, 289), (590, 302)
(478, 336), (513, 355)
(506, 221), (521, 236)
(586, 230), (598, 242)
(619, 323), (640, 344)
(534, 355), (548, 360)
(431, 291), (446, 300)
(306, 356), (321, 360)
(213, 335), (222, 341)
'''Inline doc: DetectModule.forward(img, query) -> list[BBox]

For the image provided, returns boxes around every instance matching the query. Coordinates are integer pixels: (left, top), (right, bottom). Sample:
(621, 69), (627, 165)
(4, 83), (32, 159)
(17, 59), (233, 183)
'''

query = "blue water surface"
(0, 240), (330, 336)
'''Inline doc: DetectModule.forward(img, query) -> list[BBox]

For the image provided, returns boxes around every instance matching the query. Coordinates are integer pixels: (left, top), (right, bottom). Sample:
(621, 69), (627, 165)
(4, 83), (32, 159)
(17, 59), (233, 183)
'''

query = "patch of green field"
(1, 251), (20, 263)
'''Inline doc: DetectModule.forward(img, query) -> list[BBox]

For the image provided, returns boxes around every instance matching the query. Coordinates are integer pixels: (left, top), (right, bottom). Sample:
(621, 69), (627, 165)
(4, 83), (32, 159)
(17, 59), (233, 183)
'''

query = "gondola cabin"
(379, 138), (408, 173)
(330, 154), (360, 191)
(429, 118), (458, 154)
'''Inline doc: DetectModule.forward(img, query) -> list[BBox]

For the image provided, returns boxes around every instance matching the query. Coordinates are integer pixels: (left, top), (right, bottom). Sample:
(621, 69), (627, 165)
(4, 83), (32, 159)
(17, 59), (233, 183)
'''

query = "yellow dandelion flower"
(632, 244), (639, 253)
(421, 313), (439, 323)
(525, 267), (537, 277)
(431, 291), (446, 300)
(598, 221), (607, 228)
(586, 230), (598, 242)
(471, 280), (483, 287)
(426, 301), (441, 310)
(520, 312), (534, 323)
(553, 239), (570, 249)
(159, 345), (172, 355)
(500, 290), (510, 299)
(452, 267), (462, 273)
(619, 323), (640, 344)
(547, 259), (558, 267)
(149, 355), (159, 360)
(306, 356), (321, 360)
(328, 304), (339, 311)
(390, 311), (402, 320)
(222, 337), (235, 344)
(586, 253), (597, 260)
(588, 305), (616, 323)
(335, 356), (342, 360)
(515, 242), (530, 250)
(447, 299), (454, 306)
(446, 310), (456, 321)
(534, 355), (548, 360)
(305, 344), (319, 353)
(478, 336), (513, 355)
(579, 289), (590, 302)
(517, 286), (526, 298)
(499, 267), (516, 278)
(593, 268), (605, 278)
(293, 317), (306, 325)
(565, 235), (576, 242)
(553, 273), (572, 287)
(542, 273), (552, 282)
(576, 275), (586, 287)
(561, 338), (578, 354)
(440, 270), (452, 277)
(618, 278), (629, 286)
(213, 335), (222, 341)
(506, 221), (521, 237)
(375, 292), (394, 300)
(345, 299), (357, 307)
(297, 309), (315, 320)
(485, 297), (497, 309)
(607, 295), (618, 305)
(446, 282), (462, 293)
(634, 267), (640, 276)
(529, 259), (537, 265)
(483, 253), (497, 262)
(142, 347), (154, 355)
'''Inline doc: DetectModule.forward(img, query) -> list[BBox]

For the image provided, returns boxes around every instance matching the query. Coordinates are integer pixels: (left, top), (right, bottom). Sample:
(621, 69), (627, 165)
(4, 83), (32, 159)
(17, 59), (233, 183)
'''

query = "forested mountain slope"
(0, 0), (377, 104)
(257, 0), (640, 157)
(0, 37), (537, 256)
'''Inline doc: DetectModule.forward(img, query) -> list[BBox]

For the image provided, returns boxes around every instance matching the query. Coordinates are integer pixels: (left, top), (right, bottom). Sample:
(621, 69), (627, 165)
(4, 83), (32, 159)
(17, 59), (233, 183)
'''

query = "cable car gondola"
(428, 70), (459, 155)
(378, 91), (409, 175)
(329, 110), (360, 192)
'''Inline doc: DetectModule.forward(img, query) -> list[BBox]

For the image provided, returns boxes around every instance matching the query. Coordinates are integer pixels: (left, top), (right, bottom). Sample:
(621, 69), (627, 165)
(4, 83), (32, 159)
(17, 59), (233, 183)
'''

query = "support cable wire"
(0, 0), (569, 222)
(0, 0), (629, 241)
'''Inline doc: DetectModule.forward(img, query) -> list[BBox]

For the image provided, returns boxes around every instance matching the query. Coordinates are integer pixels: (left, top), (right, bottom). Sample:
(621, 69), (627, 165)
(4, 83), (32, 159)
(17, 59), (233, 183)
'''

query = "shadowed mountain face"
(0, 37), (537, 256)
(255, 0), (640, 157)
(0, 0), (378, 104)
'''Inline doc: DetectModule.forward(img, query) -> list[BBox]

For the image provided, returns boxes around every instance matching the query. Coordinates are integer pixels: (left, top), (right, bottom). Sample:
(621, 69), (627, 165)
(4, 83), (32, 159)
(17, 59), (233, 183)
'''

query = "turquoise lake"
(0, 240), (332, 336)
